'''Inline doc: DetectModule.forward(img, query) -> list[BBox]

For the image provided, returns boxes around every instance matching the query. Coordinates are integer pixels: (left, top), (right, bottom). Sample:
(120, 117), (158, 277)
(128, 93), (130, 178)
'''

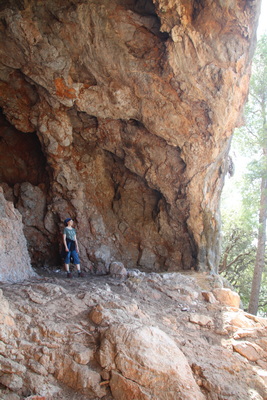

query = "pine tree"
(247, 35), (267, 314)
(239, 34), (267, 315)
(220, 34), (267, 315)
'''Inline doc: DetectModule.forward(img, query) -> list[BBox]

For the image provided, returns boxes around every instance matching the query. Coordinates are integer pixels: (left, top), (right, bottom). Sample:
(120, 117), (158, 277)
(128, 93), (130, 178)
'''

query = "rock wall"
(0, 187), (35, 282)
(0, 0), (261, 273)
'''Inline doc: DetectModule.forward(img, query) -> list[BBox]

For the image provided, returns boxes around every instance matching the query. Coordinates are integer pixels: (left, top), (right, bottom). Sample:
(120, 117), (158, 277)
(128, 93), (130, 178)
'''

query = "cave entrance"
(0, 110), (58, 268)
(0, 110), (48, 187)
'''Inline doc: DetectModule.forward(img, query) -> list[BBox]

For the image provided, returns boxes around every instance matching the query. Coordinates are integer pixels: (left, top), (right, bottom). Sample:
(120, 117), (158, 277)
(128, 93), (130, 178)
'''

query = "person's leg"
(65, 264), (72, 278)
(76, 264), (84, 277)
(77, 269), (84, 277)
(75, 263), (84, 277)
(73, 251), (83, 276)
(64, 252), (72, 278)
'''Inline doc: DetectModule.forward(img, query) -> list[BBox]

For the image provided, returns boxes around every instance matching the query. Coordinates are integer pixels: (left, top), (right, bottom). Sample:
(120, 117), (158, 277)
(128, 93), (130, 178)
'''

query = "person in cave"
(63, 218), (84, 278)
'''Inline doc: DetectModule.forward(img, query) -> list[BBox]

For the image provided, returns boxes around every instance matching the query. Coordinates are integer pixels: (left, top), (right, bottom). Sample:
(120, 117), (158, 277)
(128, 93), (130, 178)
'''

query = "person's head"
(64, 218), (73, 227)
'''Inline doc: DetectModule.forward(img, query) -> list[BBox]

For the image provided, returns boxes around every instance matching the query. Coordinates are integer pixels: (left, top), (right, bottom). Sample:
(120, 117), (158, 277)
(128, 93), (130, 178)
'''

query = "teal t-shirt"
(64, 227), (76, 241)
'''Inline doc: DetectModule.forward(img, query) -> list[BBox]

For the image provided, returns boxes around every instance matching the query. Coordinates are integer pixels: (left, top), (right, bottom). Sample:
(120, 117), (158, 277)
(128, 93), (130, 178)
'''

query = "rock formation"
(0, 186), (35, 282)
(1, 271), (267, 399)
(0, 0), (261, 275)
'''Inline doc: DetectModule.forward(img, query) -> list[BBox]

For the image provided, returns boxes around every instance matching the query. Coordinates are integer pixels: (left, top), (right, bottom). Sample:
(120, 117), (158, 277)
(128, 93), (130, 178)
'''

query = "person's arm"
(63, 233), (69, 252)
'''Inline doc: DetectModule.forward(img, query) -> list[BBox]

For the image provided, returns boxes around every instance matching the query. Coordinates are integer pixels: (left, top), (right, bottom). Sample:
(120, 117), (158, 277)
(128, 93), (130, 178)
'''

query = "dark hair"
(64, 218), (72, 226)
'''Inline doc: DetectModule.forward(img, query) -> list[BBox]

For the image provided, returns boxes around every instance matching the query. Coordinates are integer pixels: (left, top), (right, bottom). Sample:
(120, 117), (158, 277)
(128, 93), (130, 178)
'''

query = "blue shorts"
(64, 249), (80, 264)
(64, 238), (80, 264)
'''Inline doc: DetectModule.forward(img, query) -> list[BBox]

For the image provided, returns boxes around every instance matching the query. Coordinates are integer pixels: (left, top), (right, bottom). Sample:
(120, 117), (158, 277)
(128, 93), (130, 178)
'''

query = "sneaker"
(78, 271), (84, 278)
(67, 272), (73, 279)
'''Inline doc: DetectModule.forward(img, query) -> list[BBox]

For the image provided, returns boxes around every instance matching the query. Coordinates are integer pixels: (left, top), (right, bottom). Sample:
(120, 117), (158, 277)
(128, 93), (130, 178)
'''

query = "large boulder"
(0, 187), (35, 282)
(99, 323), (205, 400)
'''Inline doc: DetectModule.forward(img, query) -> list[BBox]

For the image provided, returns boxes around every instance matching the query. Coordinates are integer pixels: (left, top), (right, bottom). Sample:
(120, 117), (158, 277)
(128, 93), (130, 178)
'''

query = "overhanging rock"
(0, 0), (261, 273)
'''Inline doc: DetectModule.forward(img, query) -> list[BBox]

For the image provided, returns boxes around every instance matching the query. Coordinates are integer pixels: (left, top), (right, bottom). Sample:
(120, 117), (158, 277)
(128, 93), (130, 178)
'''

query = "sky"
(258, 1), (267, 37)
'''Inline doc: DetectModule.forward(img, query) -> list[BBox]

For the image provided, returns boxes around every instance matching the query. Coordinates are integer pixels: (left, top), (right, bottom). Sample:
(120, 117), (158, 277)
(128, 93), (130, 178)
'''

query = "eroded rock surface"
(1, 271), (267, 399)
(100, 324), (205, 400)
(0, 186), (35, 282)
(0, 0), (261, 273)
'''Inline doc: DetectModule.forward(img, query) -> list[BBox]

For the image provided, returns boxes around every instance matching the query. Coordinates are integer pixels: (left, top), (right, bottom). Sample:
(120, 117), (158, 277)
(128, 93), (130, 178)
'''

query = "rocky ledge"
(0, 270), (267, 400)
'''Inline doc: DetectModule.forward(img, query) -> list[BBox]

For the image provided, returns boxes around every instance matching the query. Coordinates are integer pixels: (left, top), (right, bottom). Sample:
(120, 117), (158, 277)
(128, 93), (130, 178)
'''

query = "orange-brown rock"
(100, 324), (205, 400)
(233, 341), (267, 362)
(213, 288), (241, 308)
(0, 0), (261, 275)
(1, 271), (267, 400)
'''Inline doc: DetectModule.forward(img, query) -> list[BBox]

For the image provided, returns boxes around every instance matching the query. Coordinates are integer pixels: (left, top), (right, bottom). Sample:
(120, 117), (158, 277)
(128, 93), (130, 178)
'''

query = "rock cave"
(2, 2), (267, 400)
(0, 0), (261, 278)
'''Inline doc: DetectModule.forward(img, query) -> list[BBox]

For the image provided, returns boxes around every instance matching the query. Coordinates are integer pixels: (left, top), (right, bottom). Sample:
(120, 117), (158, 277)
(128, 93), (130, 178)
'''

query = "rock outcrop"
(0, 0), (261, 273)
(100, 324), (205, 400)
(1, 271), (267, 399)
(0, 187), (35, 282)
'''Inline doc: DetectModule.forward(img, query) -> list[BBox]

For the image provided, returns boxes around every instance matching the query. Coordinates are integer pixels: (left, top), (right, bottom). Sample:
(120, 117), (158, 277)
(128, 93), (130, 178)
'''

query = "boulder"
(0, 188), (35, 283)
(99, 324), (205, 400)
(54, 354), (106, 398)
(202, 291), (218, 304)
(212, 288), (240, 308)
(109, 261), (127, 279)
(189, 313), (214, 328)
(233, 342), (267, 362)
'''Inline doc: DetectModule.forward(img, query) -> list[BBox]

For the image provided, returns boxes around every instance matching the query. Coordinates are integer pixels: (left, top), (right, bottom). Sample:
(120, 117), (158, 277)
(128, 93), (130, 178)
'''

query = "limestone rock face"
(0, 0), (261, 272)
(0, 187), (35, 282)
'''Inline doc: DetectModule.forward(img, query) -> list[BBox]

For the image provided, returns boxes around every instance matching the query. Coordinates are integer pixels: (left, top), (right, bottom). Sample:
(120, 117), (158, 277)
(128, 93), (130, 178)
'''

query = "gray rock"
(109, 261), (127, 279)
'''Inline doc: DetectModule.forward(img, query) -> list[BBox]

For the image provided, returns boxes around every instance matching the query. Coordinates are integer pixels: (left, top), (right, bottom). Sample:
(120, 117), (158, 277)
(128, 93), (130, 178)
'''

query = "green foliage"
(240, 170), (261, 223)
(220, 207), (257, 311)
(220, 201), (267, 314)
(220, 33), (267, 315)
(235, 34), (267, 148)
